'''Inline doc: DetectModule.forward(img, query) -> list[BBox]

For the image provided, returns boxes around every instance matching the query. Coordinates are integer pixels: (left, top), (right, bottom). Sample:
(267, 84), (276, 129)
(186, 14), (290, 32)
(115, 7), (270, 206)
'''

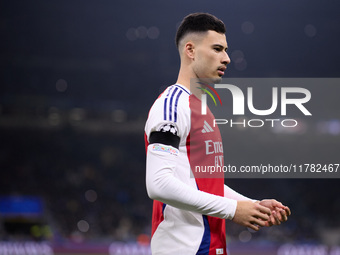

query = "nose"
(222, 51), (231, 65)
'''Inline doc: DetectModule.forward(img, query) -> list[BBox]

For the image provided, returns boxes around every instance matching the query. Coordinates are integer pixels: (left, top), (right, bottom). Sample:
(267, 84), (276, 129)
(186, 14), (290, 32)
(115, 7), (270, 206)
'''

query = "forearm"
(146, 144), (237, 219)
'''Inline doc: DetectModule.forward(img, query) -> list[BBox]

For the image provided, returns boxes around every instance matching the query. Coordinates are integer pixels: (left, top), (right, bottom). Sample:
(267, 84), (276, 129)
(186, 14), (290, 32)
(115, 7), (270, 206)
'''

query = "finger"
(273, 211), (281, 225)
(275, 209), (283, 221)
(252, 218), (268, 227)
(254, 211), (270, 221)
(272, 200), (282, 207)
(257, 204), (271, 216)
(262, 217), (274, 227)
(269, 213), (275, 226)
(280, 209), (288, 222)
(268, 211), (280, 225)
(276, 204), (291, 216)
(248, 223), (260, 231)
(267, 220), (273, 227)
(285, 206), (291, 216)
(273, 201), (286, 210)
(255, 204), (271, 221)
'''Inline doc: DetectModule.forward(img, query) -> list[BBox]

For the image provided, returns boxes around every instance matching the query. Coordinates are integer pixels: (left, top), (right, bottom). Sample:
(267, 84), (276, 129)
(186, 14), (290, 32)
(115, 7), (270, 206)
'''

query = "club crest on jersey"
(158, 123), (178, 136)
(151, 144), (179, 156)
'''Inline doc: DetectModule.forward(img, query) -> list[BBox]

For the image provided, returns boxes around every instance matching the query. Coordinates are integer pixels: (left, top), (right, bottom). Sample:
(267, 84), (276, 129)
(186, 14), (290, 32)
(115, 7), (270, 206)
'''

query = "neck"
(176, 65), (195, 92)
(176, 66), (207, 99)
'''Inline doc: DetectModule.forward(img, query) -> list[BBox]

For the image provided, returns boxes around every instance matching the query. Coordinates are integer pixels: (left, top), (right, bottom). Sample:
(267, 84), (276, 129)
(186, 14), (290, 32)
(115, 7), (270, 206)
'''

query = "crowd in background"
(0, 122), (339, 246)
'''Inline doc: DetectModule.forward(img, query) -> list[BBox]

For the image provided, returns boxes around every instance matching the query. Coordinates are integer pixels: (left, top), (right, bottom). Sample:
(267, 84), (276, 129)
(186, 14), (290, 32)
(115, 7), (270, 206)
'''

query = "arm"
(146, 143), (272, 231)
(146, 143), (237, 220)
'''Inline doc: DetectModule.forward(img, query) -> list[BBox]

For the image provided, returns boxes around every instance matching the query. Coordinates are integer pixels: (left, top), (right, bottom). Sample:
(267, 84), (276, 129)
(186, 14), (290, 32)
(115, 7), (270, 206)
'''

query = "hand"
(232, 200), (271, 231)
(258, 199), (291, 226)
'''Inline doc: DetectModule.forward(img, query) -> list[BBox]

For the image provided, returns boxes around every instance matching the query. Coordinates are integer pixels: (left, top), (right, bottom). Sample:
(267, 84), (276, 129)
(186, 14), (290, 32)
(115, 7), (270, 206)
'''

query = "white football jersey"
(145, 84), (236, 255)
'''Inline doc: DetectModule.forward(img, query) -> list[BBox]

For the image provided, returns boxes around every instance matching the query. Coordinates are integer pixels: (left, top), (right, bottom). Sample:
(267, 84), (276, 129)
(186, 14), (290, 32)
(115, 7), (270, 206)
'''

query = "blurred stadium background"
(0, 0), (340, 254)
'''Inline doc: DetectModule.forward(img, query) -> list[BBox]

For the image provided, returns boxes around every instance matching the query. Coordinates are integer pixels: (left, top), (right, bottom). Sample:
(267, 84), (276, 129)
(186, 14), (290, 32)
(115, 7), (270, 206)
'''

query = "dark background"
(0, 0), (340, 250)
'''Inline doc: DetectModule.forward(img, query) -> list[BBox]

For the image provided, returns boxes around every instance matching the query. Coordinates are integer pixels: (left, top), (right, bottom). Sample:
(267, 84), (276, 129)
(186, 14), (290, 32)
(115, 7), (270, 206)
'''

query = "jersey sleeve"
(146, 145), (237, 219)
(144, 86), (190, 146)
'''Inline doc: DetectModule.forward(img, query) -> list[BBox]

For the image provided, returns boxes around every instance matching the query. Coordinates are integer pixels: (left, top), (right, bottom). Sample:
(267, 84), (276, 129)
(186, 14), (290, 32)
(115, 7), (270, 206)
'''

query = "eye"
(214, 47), (222, 52)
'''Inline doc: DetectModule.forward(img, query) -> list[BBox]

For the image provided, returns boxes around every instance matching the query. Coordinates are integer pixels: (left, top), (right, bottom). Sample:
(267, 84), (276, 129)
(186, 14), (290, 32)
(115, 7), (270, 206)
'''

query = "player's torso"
(146, 85), (227, 255)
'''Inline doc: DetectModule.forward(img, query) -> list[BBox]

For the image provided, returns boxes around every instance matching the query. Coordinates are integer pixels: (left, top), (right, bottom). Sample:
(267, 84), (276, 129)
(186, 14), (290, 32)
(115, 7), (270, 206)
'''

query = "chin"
(212, 76), (223, 84)
(196, 76), (222, 85)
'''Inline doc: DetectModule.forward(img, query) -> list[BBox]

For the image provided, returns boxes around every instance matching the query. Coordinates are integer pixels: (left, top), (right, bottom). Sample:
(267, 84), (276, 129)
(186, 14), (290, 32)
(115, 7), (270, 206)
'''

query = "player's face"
(192, 30), (230, 83)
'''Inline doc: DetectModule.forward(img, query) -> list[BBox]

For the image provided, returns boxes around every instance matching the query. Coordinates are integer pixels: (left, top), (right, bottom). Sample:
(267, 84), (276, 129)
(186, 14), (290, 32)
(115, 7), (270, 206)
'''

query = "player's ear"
(184, 41), (195, 60)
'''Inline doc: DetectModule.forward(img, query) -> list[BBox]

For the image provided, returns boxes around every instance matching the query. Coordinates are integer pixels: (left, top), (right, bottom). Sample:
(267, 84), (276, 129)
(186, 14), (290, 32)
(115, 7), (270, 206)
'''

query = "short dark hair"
(175, 13), (226, 48)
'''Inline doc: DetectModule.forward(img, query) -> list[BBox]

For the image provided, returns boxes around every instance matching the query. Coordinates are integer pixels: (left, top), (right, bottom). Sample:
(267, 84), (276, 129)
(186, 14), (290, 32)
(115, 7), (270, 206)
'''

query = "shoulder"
(145, 84), (191, 140)
(162, 84), (190, 122)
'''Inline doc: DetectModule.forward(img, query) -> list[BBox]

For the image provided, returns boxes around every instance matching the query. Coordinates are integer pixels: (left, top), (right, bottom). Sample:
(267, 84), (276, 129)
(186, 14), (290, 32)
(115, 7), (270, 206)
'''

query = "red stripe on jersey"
(144, 133), (148, 153)
(151, 200), (165, 237)
(189, 94), (227, 254)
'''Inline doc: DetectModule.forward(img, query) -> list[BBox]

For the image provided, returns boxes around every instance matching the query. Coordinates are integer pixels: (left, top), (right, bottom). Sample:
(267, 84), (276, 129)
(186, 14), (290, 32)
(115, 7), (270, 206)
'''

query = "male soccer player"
(144, 13), (291, 255)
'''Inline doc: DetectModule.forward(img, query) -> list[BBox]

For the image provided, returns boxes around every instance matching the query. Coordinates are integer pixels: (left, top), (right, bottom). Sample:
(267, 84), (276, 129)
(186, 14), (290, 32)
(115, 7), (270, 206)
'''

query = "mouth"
(217, 66), (226, 76)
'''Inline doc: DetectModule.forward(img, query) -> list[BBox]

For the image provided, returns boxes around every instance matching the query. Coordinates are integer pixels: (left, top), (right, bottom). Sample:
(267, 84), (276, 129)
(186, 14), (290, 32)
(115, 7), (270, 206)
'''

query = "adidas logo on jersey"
(201, 120), (214, 133)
